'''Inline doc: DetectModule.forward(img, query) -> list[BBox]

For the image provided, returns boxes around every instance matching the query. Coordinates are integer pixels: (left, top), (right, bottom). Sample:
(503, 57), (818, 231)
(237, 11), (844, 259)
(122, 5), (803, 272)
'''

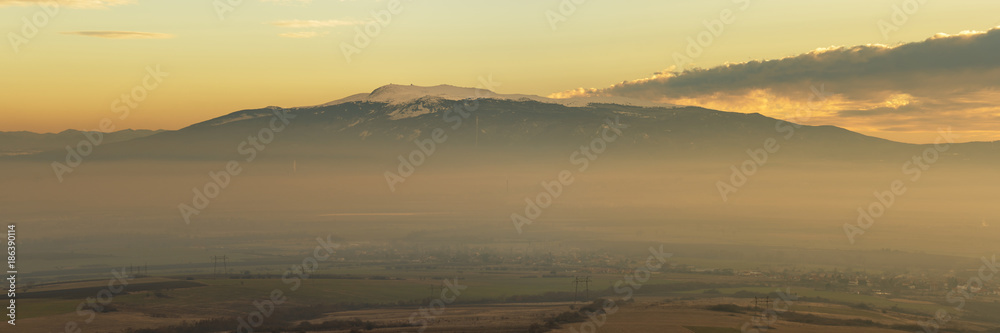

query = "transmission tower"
(429, 284), (441, 297)
(572, 276), (592, 301)
(211, 255), (229, 277)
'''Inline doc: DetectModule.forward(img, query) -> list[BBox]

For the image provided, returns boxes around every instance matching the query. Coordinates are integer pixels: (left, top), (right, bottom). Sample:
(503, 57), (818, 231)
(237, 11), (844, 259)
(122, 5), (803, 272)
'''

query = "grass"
(18, 298), (82, 319)
(24, 271), (681, 319)
(680, 287), (940, 314)
(790, 304), (895, 322)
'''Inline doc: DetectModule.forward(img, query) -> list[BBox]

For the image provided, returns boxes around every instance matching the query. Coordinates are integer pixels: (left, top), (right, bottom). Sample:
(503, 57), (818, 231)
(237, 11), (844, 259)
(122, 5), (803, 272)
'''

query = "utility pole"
(573, 277), (578, 301)
(211, 255), (229, 277)
(753, 296), (772, 324)
(572, 276), (592, 301)
(429, 284), (441, 297)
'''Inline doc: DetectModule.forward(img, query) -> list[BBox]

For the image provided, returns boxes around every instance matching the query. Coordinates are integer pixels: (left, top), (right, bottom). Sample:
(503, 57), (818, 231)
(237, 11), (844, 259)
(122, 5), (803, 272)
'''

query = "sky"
(1, 0), (999, 143)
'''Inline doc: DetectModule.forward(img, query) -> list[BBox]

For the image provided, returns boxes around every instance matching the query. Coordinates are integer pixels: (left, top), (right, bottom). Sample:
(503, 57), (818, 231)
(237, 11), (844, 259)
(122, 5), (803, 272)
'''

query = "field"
(16, 265), (1000, 333)
(14, 222), (1000, 333)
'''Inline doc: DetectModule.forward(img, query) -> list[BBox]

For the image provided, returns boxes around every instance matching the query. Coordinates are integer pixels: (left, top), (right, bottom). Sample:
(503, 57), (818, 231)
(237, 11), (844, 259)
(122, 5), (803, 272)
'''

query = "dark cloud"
(556, 28), (1000, 143)
(591, 29), (1000, 101)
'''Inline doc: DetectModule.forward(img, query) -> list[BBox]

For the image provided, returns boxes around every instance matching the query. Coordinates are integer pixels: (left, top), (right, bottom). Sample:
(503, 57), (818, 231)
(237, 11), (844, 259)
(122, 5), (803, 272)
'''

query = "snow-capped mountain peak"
(319, 84), (678, 109)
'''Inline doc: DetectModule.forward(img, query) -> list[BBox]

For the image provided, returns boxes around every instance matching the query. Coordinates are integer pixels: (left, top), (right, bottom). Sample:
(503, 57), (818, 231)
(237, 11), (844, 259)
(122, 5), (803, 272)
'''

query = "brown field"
(887, 298), (937, 305)
(548, 302), (908, 333)
(17, 310), (216, 333)
(310, 303), (576, 332)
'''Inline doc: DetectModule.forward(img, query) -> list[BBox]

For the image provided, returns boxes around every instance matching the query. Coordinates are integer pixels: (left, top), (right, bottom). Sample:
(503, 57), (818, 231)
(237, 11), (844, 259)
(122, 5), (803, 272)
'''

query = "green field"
(23, 271), (683, 320)
(681, 287), (941, 314)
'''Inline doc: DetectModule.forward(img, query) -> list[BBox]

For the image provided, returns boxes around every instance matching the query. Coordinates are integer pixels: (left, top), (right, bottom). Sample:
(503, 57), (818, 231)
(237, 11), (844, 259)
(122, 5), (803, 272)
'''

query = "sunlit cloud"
(261, 0), (312, 4)
(278, 31), (327, 38)
(554, 28), (1000, 143)
(61, 31), (174, 39)
(260, 0), (372, 5)
(0, 0), (134, 8)
(269, 19), (367, 28)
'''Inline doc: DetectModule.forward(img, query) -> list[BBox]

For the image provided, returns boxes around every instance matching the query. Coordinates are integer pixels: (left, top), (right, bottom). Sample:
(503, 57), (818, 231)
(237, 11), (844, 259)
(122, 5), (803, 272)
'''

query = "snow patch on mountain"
(386, 103), (434, 120)
(319, 84), (678, 110)
(203, 110), (274, 126)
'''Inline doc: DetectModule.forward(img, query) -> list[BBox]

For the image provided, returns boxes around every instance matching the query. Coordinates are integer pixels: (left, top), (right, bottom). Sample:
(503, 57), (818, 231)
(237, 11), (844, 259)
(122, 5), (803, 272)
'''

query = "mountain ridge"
(5, 84), (996, 164)
(0, 129), (164, 157)
(317, 84), (680, 109)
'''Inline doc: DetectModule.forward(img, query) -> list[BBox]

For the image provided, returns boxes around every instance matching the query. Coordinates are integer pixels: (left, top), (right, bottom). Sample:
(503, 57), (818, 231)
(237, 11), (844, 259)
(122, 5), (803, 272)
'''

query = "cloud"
(260, 0), (369, 5)
(0, 0), (134, 8)
(278, 31), (328, 38)
(61, 31), (174, 39)
(555, 28), (1000, 143)
(269, 19), (367, 28)
(261, 0), (311, 4)
(268, 18), (366, 39)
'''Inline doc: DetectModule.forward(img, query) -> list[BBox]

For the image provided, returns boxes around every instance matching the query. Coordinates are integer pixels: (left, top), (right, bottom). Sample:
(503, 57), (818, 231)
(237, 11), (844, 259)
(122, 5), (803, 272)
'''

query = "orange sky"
(2, 0), (999, 143)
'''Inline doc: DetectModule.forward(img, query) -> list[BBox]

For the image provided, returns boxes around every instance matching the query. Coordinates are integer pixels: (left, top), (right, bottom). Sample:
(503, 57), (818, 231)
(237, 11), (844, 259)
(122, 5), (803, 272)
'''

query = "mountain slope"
(10, 84), (995, 164)
(0, 129), (163, 156)
(318, 84), (678, 108)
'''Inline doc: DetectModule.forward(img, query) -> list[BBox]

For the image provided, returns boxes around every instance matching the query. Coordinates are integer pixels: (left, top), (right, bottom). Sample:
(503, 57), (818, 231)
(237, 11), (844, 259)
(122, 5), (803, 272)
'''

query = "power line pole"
(429, 284), (441, 297)
(211, 255), (228, 277)
(573, 277), (578, 301)
(754, 296), (771, 311)
(753, 296), (772, 323)
(572, 276), (592, 302)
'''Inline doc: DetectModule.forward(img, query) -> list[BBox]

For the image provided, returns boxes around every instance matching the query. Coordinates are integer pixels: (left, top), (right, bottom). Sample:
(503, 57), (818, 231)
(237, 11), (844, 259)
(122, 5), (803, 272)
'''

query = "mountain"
(8, 84), (997, 164)
(0, 129), (163, 157)
(4, 84), (998, 235)
(319, 84), (678, 108)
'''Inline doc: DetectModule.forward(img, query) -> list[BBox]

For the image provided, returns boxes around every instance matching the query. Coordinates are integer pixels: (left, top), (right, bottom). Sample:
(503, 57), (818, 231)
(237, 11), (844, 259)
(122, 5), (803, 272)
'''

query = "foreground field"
(548, 303), (913, 333)
(16, 257), (1000, 333)
(18, 281), (999, 333)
